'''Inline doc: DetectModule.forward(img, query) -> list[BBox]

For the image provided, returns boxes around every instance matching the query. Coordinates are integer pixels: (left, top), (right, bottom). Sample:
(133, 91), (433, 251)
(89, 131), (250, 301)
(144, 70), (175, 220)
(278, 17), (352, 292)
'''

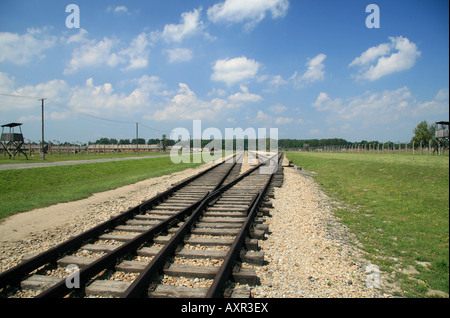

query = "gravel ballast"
(0, 155), (390, 298)
(0, 162), (216, 274)
(252, 157), (388, 298)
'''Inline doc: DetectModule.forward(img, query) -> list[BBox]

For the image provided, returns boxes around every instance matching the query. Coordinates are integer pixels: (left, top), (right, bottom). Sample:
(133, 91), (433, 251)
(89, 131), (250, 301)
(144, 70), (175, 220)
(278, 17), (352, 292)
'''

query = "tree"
(95, 137), (111, 145)
(131, 138), (146, 145)
(161, 134), (167, 152)
(119, 139), (131, 145)
(147, 138), (160, 145)
(411, 121), (436, 146)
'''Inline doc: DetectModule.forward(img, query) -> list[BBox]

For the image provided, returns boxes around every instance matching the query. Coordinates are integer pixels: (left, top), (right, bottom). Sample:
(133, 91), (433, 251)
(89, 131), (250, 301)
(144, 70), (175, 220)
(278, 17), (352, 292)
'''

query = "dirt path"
(0, 154), (170, 171)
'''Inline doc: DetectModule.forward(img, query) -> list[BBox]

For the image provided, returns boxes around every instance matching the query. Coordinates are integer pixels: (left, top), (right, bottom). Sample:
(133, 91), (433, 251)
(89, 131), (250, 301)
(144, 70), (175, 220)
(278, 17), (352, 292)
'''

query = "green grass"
(0, 155), (206, 221)
(285, 151), (449, 298)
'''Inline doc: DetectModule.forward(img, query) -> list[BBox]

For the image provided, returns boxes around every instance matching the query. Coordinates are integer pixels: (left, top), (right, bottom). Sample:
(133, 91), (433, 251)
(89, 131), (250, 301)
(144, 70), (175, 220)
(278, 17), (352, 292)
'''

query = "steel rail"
(206, 153), (282, 298)
(36, 192), (209, 298)
(121, 154), (263, 297)
(206, 176), (273, 298)
(0, 153), (233, 290)
(123, 152), (283, 298)
(120, 193), (211, 298)
(36, 153), (241, 298)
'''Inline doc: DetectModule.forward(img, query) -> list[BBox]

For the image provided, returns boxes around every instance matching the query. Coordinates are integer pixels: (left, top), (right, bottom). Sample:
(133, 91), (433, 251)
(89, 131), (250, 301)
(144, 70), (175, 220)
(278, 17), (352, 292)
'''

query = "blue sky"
(0, 0), (448, 144)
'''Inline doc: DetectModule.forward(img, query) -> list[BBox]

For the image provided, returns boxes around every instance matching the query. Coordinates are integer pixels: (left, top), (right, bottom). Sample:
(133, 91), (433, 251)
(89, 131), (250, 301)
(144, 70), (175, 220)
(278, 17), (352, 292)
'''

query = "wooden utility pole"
(136, 122), (139, 156)
(39, 98), (46, 160)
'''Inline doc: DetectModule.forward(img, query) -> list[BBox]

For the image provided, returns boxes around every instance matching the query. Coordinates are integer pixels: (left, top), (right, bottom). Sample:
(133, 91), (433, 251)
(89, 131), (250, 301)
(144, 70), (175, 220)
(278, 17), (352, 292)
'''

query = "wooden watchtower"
(1, 123), (28, 160)
(435, 121), (449, 153)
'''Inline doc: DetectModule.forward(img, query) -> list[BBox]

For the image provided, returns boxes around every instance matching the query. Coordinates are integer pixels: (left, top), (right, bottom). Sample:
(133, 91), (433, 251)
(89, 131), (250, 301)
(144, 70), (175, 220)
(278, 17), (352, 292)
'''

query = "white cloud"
(0, 28), (57, 64)
(67, 76), (168, 117)
(160, 8), (210, 43)
(0, 74), (70, 111)
(256, 110), (271, 121)
(151, 83), (262, 122)
(252, 108), (297, 126)
(152, 83), (224, 121)
(64, 32), (151, 74)
(119, 32), (151, 71)
(107, 6), (128, 14)
(208, 88), (227, 97)
(211, 56), (260, 86)
(166, 48), (193, 63)
(435, 88), (449, 101)
(291, 54), (327, 88)
(263, 75), (289, 92)
(18, 115), (42, 122)
(269, 104), (287, 114)
(259, 54), (326, 91)
(64, 37), (123, 74)
(311, 87), (449, 139)
(0, 72), (15, 92)
(312, 92), (343, 112)
(275, 117), (293, 125)
(207, 0), (289, 30)
(0, 72), (168, 119)
(413, 88), (449, 117)
(349, 36), (421, 81)
(2, 71), (262, 123)
(114, 6), (128, 14)
(16, 112), (69, 124)
(134, 75), (170, 93)
(311, 86), (450, 130)
(227, 85), (263, 105)
(66, 28), (89, 44)
(349, 43), (390, 67)
(269, 75), (288, 86)
(312, 88), (414, 125)
(68, 79), (123, 114)
(301, 54), (327, 82)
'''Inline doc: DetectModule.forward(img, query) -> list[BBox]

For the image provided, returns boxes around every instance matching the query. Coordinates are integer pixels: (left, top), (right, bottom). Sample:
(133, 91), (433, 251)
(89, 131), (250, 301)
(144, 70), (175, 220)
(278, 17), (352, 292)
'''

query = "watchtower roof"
(1, 123), (23, 128)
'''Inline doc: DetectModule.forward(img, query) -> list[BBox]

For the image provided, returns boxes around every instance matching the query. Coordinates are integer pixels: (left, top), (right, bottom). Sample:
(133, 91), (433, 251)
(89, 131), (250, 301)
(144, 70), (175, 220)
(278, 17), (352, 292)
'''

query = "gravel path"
(251, 157), (389, 298)
(0, 154), (170, 171)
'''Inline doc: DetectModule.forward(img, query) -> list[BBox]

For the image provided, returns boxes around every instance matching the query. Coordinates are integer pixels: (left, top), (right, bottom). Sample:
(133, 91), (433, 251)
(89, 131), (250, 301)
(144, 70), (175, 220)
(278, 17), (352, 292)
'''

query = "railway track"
(0, 151), (284, 298)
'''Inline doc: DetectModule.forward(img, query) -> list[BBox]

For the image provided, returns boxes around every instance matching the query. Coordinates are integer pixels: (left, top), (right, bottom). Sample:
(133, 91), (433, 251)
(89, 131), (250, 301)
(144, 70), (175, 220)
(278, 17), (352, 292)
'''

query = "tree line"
(90, 137), (175, 146)
(49, 120), (447, 150)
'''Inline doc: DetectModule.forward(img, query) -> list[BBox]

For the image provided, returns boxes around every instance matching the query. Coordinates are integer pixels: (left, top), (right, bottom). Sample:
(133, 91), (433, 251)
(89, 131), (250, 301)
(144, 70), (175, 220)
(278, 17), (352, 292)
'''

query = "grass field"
(285, 151), (449, 298)
(0, 155), (206, 221)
